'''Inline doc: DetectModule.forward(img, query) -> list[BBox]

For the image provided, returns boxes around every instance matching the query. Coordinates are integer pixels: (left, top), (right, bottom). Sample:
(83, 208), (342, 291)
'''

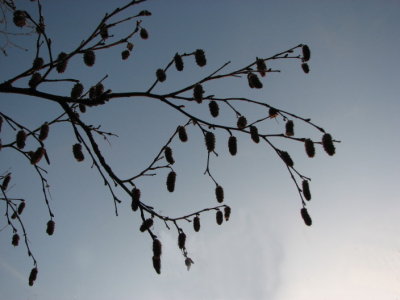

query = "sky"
(1, 0), (400, 299)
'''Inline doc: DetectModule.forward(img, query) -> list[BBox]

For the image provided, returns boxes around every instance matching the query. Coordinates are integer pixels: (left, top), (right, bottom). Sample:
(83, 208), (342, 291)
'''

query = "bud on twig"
(237, 116), (247, 129)
(194, 49), (206, 67)
(224, 206), (231, 221)
(215, 185), (224, 203)
(16, 130), (26, 149)
(100, 25), (109, 39)
(302, 180), (311, 201)
(247, 73), (263, 89)
(72, 143), (84, 162)
(285, 120), (294, 136)
(193, 216), (200, 232)
(121, 50), (130, 60)
(256, 58), (267, 77)
(302, 44), (311, 62)
(153, 239), (162, 257)
(12, 233), (19, 246)
(166, 171), (176, 192)
(140, 28), (149, 39)
(29, 73), (42, 88)
(56, 52), (68, 73)
(269, 107), (279, 118)
(13, 10), (26, 27)
(38, 123), (49, 141)
(46, 220), (55, 236)
(250, 125), (260, 143)
(304, 139), (315, 158)
(30, 147), (45, 165)
(164, 147), (175, 164)
(156, 69), (166, 82)
(2, 174), (11, 190)
(216, 210), (223, 225)
(178, 126), (188, 142)
(140, 218), (153, 232)
(32, 57), (44, 70)
(301, 63), (310, 74)
(18, 202), (25, 215)
(178, 232), (186, 249)
(205, 131), (215, 152)
(152, 256), (161, 274)
(174, 53), (184, 71)
(301, 207), (312, 226)
(193, 84), (204, 103)
(279, 151), (294, 167)
(131, 188), (141, 211)
(322, 133), (335, 156)
(83, 50), (95, 67)
(28, 267), (38, 286)
(208, 100), (219, 117)
(228, 136), (237, 156)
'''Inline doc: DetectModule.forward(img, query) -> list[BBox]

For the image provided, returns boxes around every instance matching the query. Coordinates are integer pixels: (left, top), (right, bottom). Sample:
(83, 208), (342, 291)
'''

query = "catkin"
(228, 136), (237, 156)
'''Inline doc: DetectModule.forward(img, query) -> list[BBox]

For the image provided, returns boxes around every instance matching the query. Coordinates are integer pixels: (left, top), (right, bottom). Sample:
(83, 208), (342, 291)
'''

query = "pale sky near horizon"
(1, 1), (400, 300)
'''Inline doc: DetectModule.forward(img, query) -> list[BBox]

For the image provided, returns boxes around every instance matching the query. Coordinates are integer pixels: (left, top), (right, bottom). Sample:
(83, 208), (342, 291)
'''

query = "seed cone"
(56, 52), (68, 73)
(250, 125), (260, 143)
(83, 50), (95, 67)
(166, 171), (176, 192)
(322, 133), (335, 156)
(79, 104), (86, 113)
(301, 208), (312, 226)
(301, 63), (310, 74)
(16, 130), (26, 149)
(302, 45), (311, 62)
(164, 147), (175, 164)
(215, 185), (224, 203)
(71, 83), (84, 99)
(140, 28), (149, 39)
(302, 180), (311, 201)
(194, 49), (206, 67)
(152, 256), (161, 274)
(205, 131), (216, 152)
(12, 233), (19, 246)
(178, 126), (188, 142)
(153, 239), (162, 257)
(285, 120), (294, 136)
(72, 143), (84, 162)
(46, 220), (55, 236)
(237, 116), (247, 129)
(208, 100), (219, 117)
(100, 25), (109, 39)
(216, 210), (223, 225)
(174, 53), (184, 71)
(228, 136), (237, 156)
(156, 69), (166, 82)
(140, 218), (153, 232)
(247, 73), (263, 89)
(39, 123), (49, 141)
(256, 58), (267, 77)
(29, 267), (38, 286)
(131, 188), (141, 211)
(304, 139), (315, 158)
(193, 84), (204, 103)
(193, 216), (200, 232)
(280, 151), (294, 167)
(178, 232), (186, 249)
(224, 206), (231, 221)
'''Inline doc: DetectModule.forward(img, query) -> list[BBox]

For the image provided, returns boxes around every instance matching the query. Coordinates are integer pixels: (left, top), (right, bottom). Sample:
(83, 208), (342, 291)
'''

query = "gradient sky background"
(1, 0), (400, 299)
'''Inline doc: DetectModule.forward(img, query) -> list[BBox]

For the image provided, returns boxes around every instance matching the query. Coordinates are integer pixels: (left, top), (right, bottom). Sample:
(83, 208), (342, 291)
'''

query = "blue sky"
(1, 0), (400, 299)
